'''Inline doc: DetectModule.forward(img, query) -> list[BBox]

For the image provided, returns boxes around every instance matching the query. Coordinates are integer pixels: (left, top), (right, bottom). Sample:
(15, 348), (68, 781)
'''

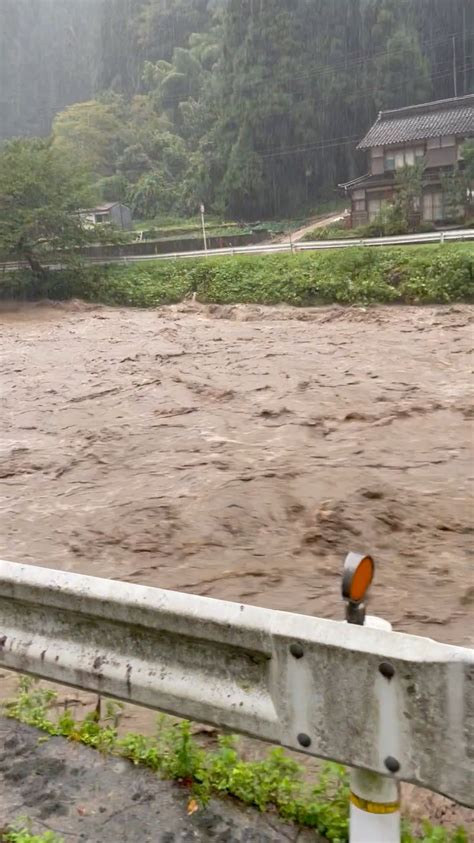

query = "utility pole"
(200, 203), (208, 252)
(463, 6), (467, 95)
(452, 35), (458, 98)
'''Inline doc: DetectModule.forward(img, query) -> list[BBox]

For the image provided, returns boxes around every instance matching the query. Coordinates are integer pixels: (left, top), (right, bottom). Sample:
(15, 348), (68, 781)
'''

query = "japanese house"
(341, 94), (474, 227)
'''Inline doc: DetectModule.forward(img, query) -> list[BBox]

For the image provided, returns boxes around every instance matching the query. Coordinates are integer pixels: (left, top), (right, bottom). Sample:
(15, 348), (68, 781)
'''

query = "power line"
(258, 62), (474, 158)
(229, 30), (451, 92)
(261, 136), (361, 160)
(290, 55), (471, 110)
(258, 63), (473, 160)
(144, 28), (474, 109)
(231, 29), (474, 92)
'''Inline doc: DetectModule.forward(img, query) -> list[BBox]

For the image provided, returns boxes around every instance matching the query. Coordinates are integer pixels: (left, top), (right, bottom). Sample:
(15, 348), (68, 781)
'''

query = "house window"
(427, 136), (455, 149)
(384, 147), (425, 171)
(94, 213), (109, 223)
(423, 192), (444, 221)
(353, 189), (366, 212)
(368, 198), (383, 221)
(395, 151), (405, 169)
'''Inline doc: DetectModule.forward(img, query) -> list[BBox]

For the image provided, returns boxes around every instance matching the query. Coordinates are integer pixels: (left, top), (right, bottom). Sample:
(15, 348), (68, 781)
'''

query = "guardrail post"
(350, 763), (400, 842)
(342, 555), (401, 843)
(349, 616), (400, 843)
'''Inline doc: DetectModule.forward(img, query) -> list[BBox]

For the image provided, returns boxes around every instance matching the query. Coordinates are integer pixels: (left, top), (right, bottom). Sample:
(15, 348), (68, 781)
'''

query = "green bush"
(304, 212), (438, 242)
(1, 825), (63, 843)
(187, 246), (473, 306)
(1, 244), (472, 307)
(303, 220), (348, 241)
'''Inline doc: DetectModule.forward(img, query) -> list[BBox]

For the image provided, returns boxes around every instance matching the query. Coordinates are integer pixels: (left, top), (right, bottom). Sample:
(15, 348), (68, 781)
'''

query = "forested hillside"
(1, 0), (472, 218)
(0, 0), (102, 138)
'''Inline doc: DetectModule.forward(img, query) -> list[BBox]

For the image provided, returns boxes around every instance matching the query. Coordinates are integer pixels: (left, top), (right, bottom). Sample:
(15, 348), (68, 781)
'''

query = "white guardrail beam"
(0, 559), (473, 807)
(1, 229), (473, 271)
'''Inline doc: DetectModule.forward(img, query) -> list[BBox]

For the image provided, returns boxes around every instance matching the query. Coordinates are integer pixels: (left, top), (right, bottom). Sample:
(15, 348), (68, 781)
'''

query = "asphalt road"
(0, 717), (320, 843)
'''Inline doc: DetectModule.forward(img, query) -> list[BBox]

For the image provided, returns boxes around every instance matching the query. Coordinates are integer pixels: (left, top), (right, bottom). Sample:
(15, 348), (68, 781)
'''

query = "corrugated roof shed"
(93, 202), (121, 212)
(357, 94), (474, 149)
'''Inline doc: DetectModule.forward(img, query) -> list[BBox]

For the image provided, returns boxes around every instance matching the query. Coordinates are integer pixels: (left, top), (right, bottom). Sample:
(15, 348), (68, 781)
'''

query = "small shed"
(80, 203), (132, 231)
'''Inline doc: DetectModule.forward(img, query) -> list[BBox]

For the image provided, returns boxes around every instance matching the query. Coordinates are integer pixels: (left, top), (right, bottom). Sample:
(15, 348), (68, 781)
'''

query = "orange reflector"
(342, 553), (375, 604)
(348, 555), (374, 602)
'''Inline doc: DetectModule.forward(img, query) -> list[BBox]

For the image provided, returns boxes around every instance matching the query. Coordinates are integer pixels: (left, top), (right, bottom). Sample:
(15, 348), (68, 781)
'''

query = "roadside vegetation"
(304, 214), (474, 243)
(1, 244), (472, 308)
(1, 826), (62, 843)
(2, 678), (468, 843)
(130, 216), (286, 243)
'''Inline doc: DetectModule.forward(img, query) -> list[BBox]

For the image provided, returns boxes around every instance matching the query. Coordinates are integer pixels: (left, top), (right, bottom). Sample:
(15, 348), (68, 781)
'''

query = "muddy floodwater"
(1, 300), (473, 832)
(1, 301), (473, 641)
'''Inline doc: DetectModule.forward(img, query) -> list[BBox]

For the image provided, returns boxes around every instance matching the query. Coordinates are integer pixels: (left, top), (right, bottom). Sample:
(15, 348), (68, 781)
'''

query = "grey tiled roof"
(357, 95), (474, 149)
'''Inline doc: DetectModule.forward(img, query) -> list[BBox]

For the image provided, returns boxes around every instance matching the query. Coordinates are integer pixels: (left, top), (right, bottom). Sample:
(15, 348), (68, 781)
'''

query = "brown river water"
(0, 300), (473, 830)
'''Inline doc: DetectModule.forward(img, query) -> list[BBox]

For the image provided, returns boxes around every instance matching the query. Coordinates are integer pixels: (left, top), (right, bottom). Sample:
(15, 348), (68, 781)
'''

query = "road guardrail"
(0, 554), (472, 843)
(1, 229), (473, 272)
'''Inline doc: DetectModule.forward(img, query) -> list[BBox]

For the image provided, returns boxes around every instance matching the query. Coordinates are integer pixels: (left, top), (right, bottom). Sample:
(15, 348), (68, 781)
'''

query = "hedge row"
(1, 244), (473, 307)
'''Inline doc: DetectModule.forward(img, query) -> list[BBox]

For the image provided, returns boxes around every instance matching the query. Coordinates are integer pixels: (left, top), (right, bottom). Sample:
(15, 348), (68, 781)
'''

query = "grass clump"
(1, 823), (63, 843)
(401, 822), (468, 843)
(3, 678), (469, 843)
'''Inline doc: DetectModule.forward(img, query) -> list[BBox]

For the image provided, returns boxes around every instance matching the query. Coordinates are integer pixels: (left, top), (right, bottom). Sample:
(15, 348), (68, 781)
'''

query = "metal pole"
(200, 204), (208, 252)
(463, 7), (467, 94)
(342, 555), (401, 843)
(349, 615), (401, 843)
(452, 35), (458, 98)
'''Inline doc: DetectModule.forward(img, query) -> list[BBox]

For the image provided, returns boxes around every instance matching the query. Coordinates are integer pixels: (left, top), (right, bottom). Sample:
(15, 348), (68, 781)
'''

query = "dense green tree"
(52, 98), (127, 177)
(96, 173), (130, 203)
(441, 140), (474, 219)
(394, 162), (425, 230)
(1, 0), (473, 219)
(133, 0), (218, 63)
(129, 171), (174, 217)
(462, 140), (474, 184)
(0, 139), (97, 275)
(98, 0), (147, 92)
(0, 0), (102, 139)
